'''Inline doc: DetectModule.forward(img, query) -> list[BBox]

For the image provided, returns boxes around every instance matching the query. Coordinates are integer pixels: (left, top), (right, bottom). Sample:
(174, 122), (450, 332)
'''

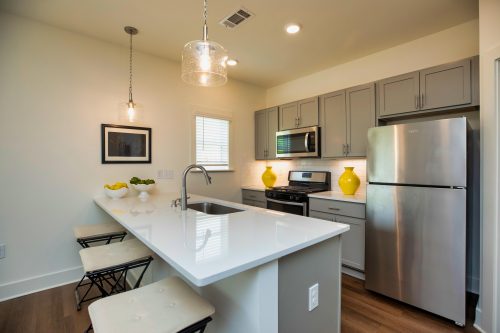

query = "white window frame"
(191, 112), (234, 172)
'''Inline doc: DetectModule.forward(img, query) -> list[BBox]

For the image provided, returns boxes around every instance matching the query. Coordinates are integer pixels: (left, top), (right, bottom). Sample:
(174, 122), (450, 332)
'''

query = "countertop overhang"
(94, 193), (349, 287)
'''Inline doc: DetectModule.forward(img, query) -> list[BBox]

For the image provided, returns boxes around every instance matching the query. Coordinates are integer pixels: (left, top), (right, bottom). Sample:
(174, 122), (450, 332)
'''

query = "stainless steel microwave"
(276, 126), (320, 158)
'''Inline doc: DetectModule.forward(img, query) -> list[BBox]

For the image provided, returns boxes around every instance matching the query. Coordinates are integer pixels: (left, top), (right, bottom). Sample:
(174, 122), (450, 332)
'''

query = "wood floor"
(342, 275), (479, 333)
(0, 274), (479, 333)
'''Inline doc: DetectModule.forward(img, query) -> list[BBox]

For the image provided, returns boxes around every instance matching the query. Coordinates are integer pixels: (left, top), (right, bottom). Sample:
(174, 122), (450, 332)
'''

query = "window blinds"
(195, 116), (230, 169)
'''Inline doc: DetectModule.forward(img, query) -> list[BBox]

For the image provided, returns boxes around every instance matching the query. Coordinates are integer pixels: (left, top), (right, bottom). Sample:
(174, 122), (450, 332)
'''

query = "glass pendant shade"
(119, 101), (143, 123)
(182, 40), (228, 87)
(121, 26), (142, 123)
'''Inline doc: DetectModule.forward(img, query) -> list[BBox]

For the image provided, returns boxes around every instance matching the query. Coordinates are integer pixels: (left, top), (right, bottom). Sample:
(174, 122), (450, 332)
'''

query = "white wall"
(0, 12), (266, 300)
(266, 19), (479, 107)
(477, 0), (500, 331)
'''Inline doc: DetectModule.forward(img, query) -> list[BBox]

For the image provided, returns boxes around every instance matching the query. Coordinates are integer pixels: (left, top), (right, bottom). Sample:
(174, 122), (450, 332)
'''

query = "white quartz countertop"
(308, 191), (367, 204)
(241, 185), (267, 192)
(94, 193), (349, 287)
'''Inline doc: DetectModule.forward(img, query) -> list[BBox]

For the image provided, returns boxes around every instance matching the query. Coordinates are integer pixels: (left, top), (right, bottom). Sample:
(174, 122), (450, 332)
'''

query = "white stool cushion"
(79, 239), (153, 272)
(73, 223), (125, 239)
(88, 276), (215, 333)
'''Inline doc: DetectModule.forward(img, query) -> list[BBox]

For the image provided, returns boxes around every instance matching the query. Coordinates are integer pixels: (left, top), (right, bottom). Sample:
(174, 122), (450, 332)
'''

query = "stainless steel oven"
(264, 171), (331, 216)
(276, 126), (320, 158)
(266, 198), (308, 216)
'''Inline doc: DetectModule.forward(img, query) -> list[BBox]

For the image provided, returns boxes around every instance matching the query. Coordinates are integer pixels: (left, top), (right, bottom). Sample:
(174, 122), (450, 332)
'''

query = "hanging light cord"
(203, 0), (208, 41)
(128, 31), (134, 103)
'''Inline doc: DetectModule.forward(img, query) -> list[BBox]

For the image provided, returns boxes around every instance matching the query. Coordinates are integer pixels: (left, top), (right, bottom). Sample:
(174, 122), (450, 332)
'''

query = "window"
(195, 115), (231, 171)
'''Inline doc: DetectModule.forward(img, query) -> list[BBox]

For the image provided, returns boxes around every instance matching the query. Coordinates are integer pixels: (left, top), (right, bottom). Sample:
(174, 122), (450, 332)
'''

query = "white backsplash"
(243, 159), (367, 194)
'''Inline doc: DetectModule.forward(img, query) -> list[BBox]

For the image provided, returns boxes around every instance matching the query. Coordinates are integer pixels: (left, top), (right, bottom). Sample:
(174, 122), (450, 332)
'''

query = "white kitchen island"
(94, 193), (349, 333)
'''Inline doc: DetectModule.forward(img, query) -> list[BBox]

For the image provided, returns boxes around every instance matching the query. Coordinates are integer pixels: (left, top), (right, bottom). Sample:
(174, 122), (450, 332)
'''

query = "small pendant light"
(121, 26), (142, 123)
(181, 0), (228, 87)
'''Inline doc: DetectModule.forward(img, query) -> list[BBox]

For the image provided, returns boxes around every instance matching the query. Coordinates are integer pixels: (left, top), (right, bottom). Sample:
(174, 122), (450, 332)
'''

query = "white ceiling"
(0, 0), (478, 87)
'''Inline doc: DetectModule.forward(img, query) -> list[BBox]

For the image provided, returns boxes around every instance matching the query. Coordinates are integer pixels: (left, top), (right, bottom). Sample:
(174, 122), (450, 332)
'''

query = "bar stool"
(74, 222), (127, 248)
(75, 239), (154, 310)
(88, 276), (215, 333)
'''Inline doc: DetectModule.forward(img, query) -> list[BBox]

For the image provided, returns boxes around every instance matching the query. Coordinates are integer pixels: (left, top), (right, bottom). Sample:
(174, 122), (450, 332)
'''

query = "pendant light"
(121, 26), (142, 123)
(181, 0), (228, 87)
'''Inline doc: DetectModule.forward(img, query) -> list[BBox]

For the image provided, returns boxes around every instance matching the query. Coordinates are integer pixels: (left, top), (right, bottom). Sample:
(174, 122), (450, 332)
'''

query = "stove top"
(265, 171), (331, 203)
(269, 185), (327, 194)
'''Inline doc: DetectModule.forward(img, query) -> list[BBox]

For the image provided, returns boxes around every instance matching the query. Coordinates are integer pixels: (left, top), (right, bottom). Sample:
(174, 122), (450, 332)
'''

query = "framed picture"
(101, 124), (151, 164)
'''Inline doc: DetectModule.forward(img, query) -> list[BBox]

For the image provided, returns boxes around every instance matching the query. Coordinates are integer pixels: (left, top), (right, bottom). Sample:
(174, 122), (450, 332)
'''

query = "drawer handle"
(328, 207), (340, 211)
(248, 195), (256, 198)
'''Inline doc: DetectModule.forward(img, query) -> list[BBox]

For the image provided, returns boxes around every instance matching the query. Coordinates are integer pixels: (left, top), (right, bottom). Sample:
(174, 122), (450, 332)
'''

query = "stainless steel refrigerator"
(365, 118), (467, 326)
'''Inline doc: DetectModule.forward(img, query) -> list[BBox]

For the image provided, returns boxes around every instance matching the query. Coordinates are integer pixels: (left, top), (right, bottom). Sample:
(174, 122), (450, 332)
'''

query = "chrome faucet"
(178, 164), (212, 210)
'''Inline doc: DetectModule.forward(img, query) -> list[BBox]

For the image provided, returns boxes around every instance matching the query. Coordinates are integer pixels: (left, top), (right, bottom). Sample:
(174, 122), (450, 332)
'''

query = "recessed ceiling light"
(227, 59), (238, 66)
(285, 23), (301, 34)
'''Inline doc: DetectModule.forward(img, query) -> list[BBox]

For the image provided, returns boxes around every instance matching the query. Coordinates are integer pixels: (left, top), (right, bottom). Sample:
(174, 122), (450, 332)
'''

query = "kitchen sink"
(187, 202), (244, 215)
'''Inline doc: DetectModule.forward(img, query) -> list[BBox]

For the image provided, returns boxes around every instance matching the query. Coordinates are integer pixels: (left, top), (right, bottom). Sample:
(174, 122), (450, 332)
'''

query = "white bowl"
(104, 187), (128, 199)
(132, 183), (155, 200)
(132, 183), (155, 192)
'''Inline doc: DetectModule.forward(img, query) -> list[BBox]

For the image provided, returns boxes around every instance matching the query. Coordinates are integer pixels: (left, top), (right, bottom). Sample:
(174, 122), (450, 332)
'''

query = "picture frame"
(101, 124), (151, 164)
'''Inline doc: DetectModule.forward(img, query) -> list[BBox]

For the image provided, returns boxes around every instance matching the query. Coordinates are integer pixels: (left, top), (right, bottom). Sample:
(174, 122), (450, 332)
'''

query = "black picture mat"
(101, 124), (152, 164)
(108, 132), (146, 157)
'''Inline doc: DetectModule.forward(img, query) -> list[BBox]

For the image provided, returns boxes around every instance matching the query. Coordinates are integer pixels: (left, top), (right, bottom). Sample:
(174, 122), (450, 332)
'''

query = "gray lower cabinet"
(320, 83), (375, 158)
(242, 189), (266, 208)
(309, 198), (366, 271)
(279, 97), (319, 130)
(255, 107), (278, 160)
(377, 57), (477, 117)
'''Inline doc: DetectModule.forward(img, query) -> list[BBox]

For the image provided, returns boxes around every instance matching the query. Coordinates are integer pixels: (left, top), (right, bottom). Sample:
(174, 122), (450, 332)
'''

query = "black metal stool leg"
(177, 317), (213, 333)
(75, 256), (153, 309)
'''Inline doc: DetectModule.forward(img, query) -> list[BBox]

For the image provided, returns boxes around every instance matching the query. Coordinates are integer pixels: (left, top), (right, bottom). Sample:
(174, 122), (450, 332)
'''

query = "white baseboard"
(342, 266), (365, 280)
(473, 307), (486, 333)
(0, 266), (83, 302)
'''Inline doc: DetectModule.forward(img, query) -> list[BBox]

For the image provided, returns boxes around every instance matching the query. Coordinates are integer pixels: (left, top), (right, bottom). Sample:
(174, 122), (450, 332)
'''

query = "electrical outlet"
(157, 169), (174, 180)
(308, 283), (319, 311)
(0, 243), (5, 259)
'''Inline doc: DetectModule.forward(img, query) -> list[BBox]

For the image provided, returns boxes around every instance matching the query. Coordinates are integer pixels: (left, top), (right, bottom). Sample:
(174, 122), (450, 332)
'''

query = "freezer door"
(367, 118), (466, 186)
(365, 184), (466, 324)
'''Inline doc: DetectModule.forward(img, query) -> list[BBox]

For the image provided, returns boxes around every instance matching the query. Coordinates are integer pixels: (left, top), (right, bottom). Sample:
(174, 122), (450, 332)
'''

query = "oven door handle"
(304, 132), (310, 152)
(266, 198), (306, 207)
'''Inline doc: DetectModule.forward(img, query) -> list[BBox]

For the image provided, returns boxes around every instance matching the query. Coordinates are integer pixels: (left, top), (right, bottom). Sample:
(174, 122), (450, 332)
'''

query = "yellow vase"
(261, 166), (277, 188)
(338, 167), (360, 195)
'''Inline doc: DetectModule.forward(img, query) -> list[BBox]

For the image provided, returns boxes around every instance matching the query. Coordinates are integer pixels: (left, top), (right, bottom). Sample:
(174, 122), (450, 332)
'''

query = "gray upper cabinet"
(420, 58), (471, 110)
(255, 110), (267, 160)
(267, 107), (278, 159)
(377, 57), (477, 118)
(297, 97), (319, 128)
(279, 97), (319, 130)
(320, 83), (375, 158)
(347, 83), (376, 157)
(320, 90), (346, 158)
(378, 71), (420, 117)
(278, 102), (298, 131)
(255, 107), (278, 160)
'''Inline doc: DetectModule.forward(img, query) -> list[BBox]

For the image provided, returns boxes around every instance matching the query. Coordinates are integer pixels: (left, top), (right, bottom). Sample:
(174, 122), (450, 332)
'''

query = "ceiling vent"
(219, 8), (254, 28)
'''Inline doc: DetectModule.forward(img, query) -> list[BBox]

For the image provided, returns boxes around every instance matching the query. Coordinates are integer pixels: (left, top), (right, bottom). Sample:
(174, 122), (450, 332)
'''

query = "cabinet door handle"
(342, 144), (346, 155)
(421, 93), (424, 108)
(415, 95), (419, 109)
